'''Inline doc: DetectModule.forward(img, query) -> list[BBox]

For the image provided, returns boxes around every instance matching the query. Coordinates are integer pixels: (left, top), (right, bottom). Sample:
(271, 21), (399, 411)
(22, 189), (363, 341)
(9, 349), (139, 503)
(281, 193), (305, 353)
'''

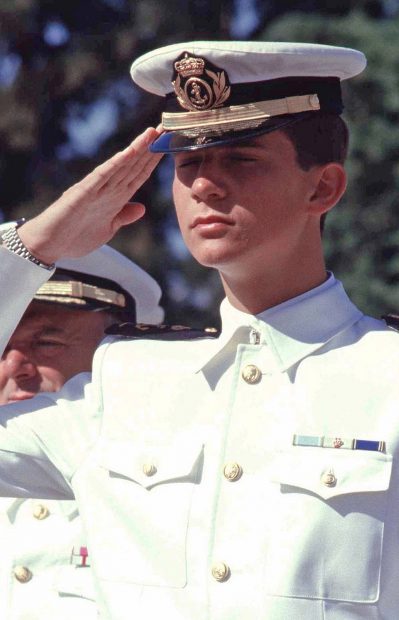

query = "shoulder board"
(382, 313), (399, 331)
(105, 322), (220, 340)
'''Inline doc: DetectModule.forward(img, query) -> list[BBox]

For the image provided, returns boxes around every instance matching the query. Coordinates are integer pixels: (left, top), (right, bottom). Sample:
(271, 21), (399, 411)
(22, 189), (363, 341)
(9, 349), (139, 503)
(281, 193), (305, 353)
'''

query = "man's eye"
(230, 155), (257, 162)
(176, 159), (199, 168)
(35, 340), (64, 348)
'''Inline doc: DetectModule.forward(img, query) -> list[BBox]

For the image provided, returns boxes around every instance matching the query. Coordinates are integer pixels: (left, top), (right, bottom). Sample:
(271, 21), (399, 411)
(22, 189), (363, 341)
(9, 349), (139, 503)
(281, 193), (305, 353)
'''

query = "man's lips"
(191, 215), (233, 229)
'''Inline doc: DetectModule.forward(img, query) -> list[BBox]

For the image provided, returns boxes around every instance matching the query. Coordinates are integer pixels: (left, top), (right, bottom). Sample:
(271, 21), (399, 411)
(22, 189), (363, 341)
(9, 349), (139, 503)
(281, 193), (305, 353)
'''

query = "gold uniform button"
(321, 471), (337, 487)
(14, 566), (32, 583)
(223, 462), (243, 482)
(241, 364), (262, 384)
(32, 503), (50, 520)
(142, 463), (157, 477)
(211, 562), (230, 582)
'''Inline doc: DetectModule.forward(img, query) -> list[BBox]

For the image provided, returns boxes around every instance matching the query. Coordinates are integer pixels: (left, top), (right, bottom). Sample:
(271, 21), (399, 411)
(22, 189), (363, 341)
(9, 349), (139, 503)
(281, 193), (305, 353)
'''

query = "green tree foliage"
(261, 9), (399, 316)
(1, 1), (399, 324)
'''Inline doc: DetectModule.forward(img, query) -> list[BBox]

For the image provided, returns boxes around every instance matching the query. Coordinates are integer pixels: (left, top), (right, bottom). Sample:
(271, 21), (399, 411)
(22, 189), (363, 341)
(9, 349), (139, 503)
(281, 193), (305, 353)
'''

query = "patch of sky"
(43, 19), (70, 47)
(0, 52), (21, 88)
(230, 0), (261, 38)
(100, 0), (128, 11)
(383, 0), (399, 16)
(191, 285), (214, 310)
(164, 217), (190, 260)
(107, 78), (141, 114)
(156, 157), (174, 201)
(167, 270), (191, 303)
(167, 270), (214, 309)
(57, 96), (118, 160)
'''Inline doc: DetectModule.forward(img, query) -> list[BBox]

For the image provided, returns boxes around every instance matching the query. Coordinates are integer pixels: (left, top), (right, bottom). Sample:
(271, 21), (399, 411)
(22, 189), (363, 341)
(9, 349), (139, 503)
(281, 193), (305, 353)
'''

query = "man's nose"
(2, 349), (38, 380)
(190, 162), (227, 203)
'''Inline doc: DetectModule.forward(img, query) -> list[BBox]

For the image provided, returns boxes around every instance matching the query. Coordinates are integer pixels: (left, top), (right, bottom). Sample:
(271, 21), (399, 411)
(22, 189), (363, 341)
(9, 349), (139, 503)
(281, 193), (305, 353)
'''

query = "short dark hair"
(281, 113), (349, 232)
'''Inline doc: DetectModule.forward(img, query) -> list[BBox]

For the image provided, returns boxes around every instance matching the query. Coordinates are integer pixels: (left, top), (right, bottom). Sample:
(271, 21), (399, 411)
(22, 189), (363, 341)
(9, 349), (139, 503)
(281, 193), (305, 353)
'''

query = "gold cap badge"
(172, 52), (231, 112)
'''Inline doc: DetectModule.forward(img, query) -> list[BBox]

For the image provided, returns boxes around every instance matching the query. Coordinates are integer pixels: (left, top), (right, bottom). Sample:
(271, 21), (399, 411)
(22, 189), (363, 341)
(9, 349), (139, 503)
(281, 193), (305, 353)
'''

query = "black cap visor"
(150, 113), (311, 154)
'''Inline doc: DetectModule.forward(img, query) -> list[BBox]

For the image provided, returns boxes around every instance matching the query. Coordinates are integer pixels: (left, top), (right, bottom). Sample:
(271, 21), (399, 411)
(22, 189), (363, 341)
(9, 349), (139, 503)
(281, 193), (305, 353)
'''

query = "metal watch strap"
(1, 224), (55, 271)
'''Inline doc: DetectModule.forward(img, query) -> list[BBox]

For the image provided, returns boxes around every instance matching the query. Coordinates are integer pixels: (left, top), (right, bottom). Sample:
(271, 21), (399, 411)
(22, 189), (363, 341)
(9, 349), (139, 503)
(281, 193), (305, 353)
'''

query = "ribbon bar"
(293, 434), (385, 453)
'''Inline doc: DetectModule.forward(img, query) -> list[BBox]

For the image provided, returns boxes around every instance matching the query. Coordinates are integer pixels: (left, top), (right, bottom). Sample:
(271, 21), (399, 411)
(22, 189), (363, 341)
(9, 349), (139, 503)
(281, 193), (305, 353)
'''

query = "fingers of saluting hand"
(82, 128), (162, 196)
(112, 202), (146, 230)
(15, 128), (163, 264)
(125, 148), (163, 192)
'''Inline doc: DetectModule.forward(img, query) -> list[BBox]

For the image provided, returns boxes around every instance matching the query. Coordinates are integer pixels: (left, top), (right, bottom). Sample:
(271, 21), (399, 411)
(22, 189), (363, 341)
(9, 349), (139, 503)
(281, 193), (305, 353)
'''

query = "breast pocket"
(54, 565), (96, 601)
(263, 448), (392, 603)
(92, 437), (204, 588)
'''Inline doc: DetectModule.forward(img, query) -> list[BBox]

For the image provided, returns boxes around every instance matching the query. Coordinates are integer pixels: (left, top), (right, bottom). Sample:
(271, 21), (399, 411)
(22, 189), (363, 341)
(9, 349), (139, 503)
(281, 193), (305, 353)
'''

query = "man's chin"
(188, 239), (237, 267)
(192, 250), (240, 271)
(6, 393), (36, 404)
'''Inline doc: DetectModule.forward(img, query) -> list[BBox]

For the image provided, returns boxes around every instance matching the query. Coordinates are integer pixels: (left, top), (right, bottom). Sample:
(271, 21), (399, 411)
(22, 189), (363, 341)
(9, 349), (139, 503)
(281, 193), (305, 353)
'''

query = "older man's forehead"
(17, 302), (85, 335)
(23, 300), (80, 320)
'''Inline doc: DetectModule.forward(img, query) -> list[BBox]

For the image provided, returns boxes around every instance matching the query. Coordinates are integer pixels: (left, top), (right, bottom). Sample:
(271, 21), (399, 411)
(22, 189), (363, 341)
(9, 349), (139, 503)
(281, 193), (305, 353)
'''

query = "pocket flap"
(270, 448), (392, 500)
(98, 437), (204, 489)
(54, 565), (96, 600)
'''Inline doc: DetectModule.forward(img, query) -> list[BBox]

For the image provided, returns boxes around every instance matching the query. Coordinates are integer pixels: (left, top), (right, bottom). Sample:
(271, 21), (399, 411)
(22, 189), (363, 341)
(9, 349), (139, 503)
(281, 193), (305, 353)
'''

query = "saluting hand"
(18, 127), (163, 264)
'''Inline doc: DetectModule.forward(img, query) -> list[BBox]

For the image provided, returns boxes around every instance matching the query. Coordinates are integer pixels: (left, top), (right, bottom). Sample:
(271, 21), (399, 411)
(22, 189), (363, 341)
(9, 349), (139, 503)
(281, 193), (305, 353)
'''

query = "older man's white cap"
(53, 246), (164, 324)
(0, 222), (164, 324)
(130, 40), (367, 152)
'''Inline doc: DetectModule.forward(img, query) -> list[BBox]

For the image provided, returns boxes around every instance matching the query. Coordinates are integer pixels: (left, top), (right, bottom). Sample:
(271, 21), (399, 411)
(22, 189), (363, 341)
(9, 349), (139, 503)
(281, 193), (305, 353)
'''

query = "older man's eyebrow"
(35, 326), (66, 337)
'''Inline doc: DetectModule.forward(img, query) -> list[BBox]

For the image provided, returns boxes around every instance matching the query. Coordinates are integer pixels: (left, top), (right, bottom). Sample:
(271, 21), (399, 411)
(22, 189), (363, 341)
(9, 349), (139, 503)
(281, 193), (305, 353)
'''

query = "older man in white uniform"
(0, 236), (163, 619)
(0, 41), (397, 620)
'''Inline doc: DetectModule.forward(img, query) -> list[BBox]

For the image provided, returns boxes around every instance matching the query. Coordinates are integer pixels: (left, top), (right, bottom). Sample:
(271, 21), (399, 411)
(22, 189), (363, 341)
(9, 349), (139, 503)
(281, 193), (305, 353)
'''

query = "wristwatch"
(0, 220), (55, 271)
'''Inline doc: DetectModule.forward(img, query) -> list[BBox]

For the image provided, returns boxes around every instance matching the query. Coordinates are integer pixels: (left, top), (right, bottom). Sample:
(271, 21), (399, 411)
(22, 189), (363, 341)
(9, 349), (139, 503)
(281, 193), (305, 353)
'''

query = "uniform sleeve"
(0, 373), (101, 500)
(0, 246), (54, 355)
(0, 253), (103, 499)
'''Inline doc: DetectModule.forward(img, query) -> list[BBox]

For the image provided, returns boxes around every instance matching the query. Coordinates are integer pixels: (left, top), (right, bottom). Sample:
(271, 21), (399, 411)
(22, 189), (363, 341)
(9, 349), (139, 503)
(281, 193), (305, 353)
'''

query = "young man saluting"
(0, 41), (397, 620)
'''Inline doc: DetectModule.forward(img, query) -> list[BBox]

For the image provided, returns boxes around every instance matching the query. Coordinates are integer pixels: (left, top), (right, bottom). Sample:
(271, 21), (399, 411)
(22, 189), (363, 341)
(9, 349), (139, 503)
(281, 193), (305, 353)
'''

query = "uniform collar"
(195, 274), (363, 373)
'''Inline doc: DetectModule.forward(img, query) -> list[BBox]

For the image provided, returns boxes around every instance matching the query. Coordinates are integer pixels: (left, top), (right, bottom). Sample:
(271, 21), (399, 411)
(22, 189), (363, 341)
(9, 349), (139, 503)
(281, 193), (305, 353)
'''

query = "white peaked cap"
(131, 40), (367, 96)
(130, 40), (367, 153)
(57, 245), (164, 324)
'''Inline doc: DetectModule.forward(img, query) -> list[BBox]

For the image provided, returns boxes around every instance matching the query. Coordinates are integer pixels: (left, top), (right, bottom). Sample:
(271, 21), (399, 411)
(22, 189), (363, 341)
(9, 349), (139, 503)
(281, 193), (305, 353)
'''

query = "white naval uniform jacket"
(0, 495), (98, 619)
(0, 251), (98, 619)
(1, 248), (399, 619)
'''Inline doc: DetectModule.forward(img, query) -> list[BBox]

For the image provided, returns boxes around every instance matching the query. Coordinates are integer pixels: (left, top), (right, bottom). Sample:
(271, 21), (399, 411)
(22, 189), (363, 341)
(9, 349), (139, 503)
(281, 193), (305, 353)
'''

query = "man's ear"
(308, 163), (347, 215)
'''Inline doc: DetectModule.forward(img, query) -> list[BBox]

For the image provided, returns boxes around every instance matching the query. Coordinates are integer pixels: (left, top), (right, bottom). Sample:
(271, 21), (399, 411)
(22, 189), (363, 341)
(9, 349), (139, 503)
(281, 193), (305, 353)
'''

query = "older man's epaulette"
(105, 322), (219, 340)
(382, 314), (399, 331)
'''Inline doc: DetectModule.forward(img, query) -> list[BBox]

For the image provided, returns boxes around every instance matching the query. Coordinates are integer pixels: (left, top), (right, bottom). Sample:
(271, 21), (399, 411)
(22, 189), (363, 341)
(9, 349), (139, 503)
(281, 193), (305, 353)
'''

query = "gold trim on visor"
(162, 93), (320, 131)
(35, 281), (126, 308)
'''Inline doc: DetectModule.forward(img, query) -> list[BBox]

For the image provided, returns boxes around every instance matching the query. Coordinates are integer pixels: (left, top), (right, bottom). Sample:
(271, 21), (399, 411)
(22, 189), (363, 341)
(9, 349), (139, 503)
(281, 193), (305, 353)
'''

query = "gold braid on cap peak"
(162, 93), (320, 132)
(35, 281), (126, 308)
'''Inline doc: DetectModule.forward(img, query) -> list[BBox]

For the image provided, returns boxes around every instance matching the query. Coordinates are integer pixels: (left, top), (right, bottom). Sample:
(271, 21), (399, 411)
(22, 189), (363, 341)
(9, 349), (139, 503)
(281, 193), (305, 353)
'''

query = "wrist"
(1, 221), (55, 271)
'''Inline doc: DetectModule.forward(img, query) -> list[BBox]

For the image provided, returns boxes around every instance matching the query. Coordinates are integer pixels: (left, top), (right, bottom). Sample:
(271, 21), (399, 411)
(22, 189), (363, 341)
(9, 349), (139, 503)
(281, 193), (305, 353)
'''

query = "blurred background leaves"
(1, 0), (399, 327)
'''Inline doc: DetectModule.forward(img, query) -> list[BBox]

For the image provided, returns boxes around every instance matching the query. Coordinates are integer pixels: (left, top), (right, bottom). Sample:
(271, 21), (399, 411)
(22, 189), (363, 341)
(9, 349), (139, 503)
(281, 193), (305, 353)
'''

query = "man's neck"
(219, 251), (328, 316)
